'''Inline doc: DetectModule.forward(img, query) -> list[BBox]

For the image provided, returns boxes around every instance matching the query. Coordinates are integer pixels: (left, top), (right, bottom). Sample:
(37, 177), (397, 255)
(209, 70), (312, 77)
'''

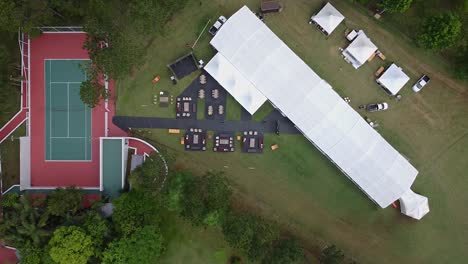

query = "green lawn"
(0, 125), (25, 192)
(252, 102), (275, 122)
(117, 0), (468, 263)
(225, 95), (242, 121)
(160, 214), (244, 264)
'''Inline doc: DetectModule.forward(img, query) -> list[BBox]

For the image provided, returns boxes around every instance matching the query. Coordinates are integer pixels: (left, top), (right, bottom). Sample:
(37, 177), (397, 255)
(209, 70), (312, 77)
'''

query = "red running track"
(29, 33), (126, 187)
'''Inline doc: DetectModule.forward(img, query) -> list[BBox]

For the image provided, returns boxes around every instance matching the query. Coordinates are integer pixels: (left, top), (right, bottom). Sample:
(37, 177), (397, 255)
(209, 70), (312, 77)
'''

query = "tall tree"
(163, 171), (193, 213)
(83, 210), (110, 257)
(378, 0), (413, 13)
(181, 172), (232, 227)
(129, 153), (167, 192)
(112, 190), (161, 236)
(262, 237), (303, 264)
(0, 0), (21, 32)
(320, 245), (345, 264)
(222, 212), (257, 251)
(417, 12), (462, 50)
(48, 226), (94, 264)
(102, 225), (165, 264)
(0, 195), (49, 246)
(79, 63), (107, 108)
(46, 187), (84, 218)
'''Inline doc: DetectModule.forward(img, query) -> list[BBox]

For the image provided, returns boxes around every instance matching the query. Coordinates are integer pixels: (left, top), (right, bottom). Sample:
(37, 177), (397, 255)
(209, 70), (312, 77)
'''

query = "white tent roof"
(209, 6), (423, 209)
(377, 64), (410, 95)
(399, 189), (430, 220)
(342, 31), (378, 69)
(204, 53), (267, 114)
(311, 2), (345, 35)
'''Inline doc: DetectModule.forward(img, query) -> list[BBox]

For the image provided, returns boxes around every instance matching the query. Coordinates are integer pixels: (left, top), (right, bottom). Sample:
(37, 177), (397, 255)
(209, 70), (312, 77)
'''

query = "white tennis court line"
(49, 60), (52, 160)
(46, 59), (92, 161)
(50, 136), (87, 139)
(67, 83), (70, 137)
(50, 81), (83, 84)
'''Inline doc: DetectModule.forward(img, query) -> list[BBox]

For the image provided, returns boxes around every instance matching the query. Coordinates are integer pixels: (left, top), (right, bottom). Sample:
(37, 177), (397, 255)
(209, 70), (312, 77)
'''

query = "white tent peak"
(311, 3), (345, 35)
(399, 189), (430, 220)
(377, 63), (410, 95)
(342, 31), (378, 69)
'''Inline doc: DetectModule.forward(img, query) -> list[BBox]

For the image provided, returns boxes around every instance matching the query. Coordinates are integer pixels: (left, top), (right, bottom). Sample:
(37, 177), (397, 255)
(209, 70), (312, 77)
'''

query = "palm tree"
(7, 196), (51, 246)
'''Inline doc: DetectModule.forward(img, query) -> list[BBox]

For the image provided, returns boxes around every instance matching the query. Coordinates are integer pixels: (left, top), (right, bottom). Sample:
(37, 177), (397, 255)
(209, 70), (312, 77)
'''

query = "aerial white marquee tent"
(207, 6), (428, 218)
(310, 2), (345, 35)
(342, 31), (378, 69)
(376, 63), (410, 95)
(399, 190), (430, 220)
(205, 53), (267, 114)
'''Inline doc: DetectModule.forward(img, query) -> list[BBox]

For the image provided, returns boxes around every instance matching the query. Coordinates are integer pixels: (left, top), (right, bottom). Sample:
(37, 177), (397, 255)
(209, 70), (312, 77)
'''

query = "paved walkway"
(113, 111), (300, 134)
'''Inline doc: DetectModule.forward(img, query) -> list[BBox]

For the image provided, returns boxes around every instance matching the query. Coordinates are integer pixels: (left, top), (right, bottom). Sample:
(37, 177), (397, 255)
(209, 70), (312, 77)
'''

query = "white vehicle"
(208, 16), (227, 36)
(365, 102), (388, 112)
(412, 75), (430, 92)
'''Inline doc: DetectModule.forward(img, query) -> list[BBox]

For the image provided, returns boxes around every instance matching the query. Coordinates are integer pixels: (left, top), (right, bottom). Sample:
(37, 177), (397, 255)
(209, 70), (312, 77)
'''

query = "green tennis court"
(45, 59), (91, 161)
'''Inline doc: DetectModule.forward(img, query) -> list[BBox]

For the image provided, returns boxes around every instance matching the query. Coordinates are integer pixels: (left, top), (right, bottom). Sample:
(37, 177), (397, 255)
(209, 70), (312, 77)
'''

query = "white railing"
(36, 26), (84, 33)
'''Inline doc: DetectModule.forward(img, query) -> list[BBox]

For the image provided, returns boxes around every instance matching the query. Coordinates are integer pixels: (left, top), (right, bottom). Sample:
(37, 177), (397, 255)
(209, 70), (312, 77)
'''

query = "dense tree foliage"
(48, 226), (94, 264)
(0, 196), (49, 246)
(417, 12), (462, 50)
(79, 63), (107, 108)
(378, 0), (413, 13)
(181, 172), (232, 227)
(102, 225), (165, 264)
(46, 187), (84, 218)
(320, 245), (345, 264)
(129, 153), (167, 192)
(0, 164), (309, 264)
(164, 171), (193, 213)
(112, 190), (161, 236)
(262, 237), (303, 264)
(82, 210), (111, 256)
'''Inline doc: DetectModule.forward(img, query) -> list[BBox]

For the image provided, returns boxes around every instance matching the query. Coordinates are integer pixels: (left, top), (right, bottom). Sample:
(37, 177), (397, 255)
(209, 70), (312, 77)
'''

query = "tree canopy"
(112, 190), (161, 236)
(320, 245), (345, 264)
(48, 226), (94, 264)
(0, 196), (49, 246)
(417, 12), (462, 50)
(102, 225), (165, 264)
(129, 153), (167, 192)
(262, 237), (303, 264)
(46, 187), (84, 218)
(181, 171), (232, 227)
(378, 0), (413, 13)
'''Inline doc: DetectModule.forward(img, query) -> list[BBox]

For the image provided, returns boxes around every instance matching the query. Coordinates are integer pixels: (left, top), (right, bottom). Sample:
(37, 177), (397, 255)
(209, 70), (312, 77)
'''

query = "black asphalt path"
(113, 114), (300, 134)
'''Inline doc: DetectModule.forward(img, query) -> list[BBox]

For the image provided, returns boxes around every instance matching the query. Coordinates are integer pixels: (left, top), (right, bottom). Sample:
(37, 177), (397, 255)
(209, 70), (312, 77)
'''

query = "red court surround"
(30, 33), (126, 187)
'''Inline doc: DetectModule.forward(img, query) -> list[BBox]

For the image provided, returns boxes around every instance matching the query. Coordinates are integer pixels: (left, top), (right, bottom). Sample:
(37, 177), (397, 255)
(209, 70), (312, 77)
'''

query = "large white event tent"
(376, 63), (410, 95)
(342, 31), (378, 69)
(310, 2), (345, 35)
(205, 53), (267, 114)
(205, 6), (429, 218)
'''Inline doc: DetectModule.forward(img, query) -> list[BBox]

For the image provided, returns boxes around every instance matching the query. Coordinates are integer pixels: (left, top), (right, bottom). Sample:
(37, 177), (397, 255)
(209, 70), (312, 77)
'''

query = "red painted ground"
(29, 33), (126, 187)
(128, 138), (156, 156)
(0, 247), (17, 264)
(0, 111), (27, 144)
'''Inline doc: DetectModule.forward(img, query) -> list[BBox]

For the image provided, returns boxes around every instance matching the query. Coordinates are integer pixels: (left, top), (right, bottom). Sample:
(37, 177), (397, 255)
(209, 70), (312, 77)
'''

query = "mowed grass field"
(117, 0), (468, 263)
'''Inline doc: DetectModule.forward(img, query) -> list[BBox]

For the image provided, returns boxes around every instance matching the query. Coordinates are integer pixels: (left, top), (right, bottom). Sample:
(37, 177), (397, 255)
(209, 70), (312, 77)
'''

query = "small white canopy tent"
(204, 52), (267, 115)
(399, 189), (430, 220)
(311, 2), (345, 35)
(376, 63), (410, 95)
(342, 31), (378, 69)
